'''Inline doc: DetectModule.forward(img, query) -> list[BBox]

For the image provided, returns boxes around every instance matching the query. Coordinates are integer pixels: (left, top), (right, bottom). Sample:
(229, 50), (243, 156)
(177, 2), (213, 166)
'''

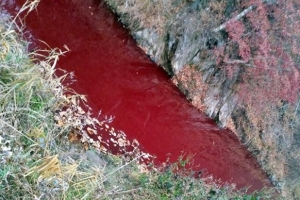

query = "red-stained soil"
(4, 0), (271, 191)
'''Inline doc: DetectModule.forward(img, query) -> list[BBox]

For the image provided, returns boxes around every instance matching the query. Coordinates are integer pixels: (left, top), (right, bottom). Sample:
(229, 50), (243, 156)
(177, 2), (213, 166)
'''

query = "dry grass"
(172, 65), (209, 113)
(104, 0), (187, 33)
(233, 99), (300, 198)
(0, 2), (120, 198)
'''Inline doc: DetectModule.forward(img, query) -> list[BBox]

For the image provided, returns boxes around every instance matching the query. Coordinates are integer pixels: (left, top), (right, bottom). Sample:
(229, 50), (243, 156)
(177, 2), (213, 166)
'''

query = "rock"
(294, 184), (300, 200)
(85, 150), (107, 169)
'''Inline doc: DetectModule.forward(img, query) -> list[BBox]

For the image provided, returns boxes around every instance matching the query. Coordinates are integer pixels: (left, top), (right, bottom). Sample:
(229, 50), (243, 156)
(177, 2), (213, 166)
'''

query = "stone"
(85, 150), (107, 169)
(294, 184), (300, 200)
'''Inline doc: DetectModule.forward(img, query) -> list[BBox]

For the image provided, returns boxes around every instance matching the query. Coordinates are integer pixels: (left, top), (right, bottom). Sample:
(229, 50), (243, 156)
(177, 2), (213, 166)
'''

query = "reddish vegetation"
(172, 65), (208, 112)
(215, 0), (300, 110)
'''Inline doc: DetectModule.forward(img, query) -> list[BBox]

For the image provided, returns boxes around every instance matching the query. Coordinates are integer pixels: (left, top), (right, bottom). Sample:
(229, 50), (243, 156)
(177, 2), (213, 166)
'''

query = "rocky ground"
(103, 0), (300, 198)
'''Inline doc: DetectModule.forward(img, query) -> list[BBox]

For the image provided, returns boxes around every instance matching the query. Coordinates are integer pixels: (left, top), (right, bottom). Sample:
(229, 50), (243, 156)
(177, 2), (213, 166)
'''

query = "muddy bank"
(104, 0), (300, 198)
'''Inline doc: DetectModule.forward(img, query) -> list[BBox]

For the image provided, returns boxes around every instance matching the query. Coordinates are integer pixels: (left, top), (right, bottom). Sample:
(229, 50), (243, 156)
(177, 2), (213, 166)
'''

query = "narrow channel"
(4, 0), (271, 191)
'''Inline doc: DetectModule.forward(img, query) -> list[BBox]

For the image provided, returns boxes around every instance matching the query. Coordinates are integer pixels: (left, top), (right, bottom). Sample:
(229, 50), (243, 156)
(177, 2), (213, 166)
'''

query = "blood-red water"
(5, 0), (271, 191)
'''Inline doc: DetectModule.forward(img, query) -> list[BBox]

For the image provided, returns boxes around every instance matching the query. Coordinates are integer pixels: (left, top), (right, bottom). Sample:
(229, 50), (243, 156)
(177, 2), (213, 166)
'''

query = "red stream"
(4, 0), (271, 191)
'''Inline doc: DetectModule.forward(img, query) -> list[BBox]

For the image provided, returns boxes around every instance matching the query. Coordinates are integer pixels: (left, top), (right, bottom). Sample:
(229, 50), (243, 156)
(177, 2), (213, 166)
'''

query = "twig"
(107, 188), (141, 195)
(223, 59), (247, 64)
(290, 98), (300, 125)
(0, 118), (35, 143)
(212, 5), (255, 33)
(103, 154), (143, 181)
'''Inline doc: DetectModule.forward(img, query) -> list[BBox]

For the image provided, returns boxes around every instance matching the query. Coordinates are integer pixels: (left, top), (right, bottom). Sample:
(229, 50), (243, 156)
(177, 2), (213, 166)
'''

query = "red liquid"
(4, 0), (271, 191)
